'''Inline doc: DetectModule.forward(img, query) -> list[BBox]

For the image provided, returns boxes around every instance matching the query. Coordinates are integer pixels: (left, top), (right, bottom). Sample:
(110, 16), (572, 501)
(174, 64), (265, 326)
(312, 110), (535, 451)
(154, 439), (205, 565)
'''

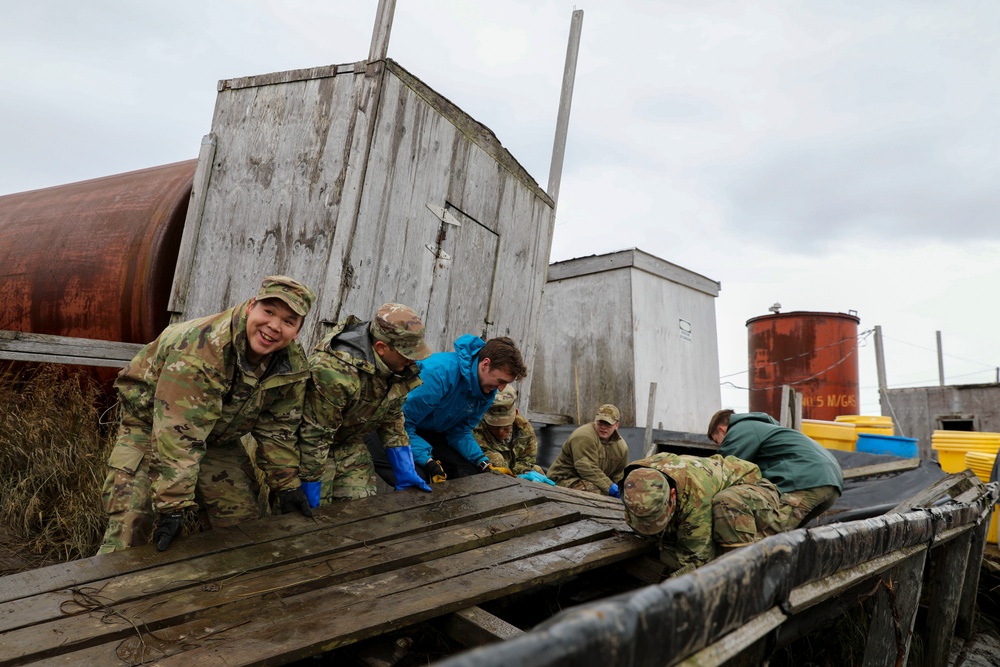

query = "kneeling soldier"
(298, 303), (433, 505)
(622, 453), (784, 577)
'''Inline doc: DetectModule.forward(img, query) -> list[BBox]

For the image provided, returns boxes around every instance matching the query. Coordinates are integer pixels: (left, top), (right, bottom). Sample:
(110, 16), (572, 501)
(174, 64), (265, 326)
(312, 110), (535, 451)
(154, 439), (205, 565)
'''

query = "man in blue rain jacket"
(402, 335), (527, 481)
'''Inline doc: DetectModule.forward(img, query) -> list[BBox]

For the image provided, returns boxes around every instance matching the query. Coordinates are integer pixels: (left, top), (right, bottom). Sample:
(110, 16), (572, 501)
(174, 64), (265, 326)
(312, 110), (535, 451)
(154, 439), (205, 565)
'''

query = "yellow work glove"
(425, 459), (447, 484)
(477, 460), (515, 477)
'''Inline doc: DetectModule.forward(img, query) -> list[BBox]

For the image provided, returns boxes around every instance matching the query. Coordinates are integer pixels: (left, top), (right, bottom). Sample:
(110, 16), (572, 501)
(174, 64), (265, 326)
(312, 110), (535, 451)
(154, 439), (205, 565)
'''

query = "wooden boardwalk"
(0, 474), (650, 666)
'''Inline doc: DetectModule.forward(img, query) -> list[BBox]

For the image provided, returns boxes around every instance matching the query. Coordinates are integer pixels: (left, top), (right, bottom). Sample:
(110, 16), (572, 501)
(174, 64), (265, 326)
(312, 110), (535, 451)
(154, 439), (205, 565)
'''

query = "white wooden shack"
(168, 58), (554, 399)
(529, 248), (721, 432)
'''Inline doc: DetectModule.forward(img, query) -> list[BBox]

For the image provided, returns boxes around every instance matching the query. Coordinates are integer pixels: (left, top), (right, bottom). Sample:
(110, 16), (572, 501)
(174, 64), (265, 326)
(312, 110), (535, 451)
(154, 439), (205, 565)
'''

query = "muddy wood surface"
(0, 474), (649, 666)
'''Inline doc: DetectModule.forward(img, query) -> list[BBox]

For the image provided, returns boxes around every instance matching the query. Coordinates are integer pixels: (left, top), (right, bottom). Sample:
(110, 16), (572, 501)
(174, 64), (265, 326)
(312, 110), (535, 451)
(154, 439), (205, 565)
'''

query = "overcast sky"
(3, 1), (999, 422)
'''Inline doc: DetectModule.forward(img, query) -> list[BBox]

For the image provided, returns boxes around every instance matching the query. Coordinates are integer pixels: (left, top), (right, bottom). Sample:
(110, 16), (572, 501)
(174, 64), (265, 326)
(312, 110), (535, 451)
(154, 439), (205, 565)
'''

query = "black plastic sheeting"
(434, 485), (999, 667)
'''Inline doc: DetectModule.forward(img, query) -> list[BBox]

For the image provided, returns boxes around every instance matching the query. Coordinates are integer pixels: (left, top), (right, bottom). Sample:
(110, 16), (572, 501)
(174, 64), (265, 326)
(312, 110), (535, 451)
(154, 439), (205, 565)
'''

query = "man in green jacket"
(98, 276), (316, 554)
(622, 452), (784, 576)
(547, 404), (628, 497)
(707, 410), (844, 530)
(297, 303), (433, 504)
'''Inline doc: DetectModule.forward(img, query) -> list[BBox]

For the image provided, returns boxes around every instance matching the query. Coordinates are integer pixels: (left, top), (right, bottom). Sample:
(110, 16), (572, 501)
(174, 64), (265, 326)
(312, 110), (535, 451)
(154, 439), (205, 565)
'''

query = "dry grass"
(0, 364), (114, 568)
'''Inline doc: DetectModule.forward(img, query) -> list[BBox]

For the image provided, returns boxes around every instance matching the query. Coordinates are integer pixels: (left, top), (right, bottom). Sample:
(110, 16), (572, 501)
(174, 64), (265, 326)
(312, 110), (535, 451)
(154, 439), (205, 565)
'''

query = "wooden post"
(574, 364), (581, 425)
(367, 0), (396, 62)
(793, 391), (803, 431)
(955, 505), (993, 638)
(168, 133), (217, 320)
(643, 382), (657, 457)
(861, 549), (927, 667)
(874, 325), (888, 415)
(546, 9), (584, 212)
(936, 330), (945, 386)
(922, 528), (974, 666)
(780, 385), (792, 427)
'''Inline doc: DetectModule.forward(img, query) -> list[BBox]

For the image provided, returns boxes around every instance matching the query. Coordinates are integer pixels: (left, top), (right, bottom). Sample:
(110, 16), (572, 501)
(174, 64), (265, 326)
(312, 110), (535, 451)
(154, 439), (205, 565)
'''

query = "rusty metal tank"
(746, 310), (860, 422)
(0, 160), (195, 344)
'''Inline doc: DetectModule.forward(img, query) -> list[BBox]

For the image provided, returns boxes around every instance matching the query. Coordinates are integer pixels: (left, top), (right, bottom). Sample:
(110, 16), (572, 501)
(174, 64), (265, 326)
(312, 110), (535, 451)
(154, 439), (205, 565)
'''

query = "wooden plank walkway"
(0, 473), (650, 666)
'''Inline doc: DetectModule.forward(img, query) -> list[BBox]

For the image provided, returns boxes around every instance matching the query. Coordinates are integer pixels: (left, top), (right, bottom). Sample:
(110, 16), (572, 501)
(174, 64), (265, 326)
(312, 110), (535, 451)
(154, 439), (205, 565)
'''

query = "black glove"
(424, 459), (447, 484)
(278, 487), (314, 517)
(153, 511), (184, 552)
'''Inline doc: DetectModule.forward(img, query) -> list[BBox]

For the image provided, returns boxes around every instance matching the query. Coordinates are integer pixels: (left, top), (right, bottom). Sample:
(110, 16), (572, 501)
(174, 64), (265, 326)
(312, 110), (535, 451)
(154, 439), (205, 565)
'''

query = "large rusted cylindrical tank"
(0, 160), (195, 393)
(0, 160), (195, 346)
(746, 310), (860, 422)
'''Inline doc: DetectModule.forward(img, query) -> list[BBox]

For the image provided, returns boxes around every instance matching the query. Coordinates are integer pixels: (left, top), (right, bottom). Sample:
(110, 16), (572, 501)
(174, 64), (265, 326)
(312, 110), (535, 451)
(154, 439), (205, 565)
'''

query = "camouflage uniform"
(298, 305), (429, 502)
(98, 283), (312, 554)
(622, 452), (783, 577)
(547, 406), (628, 495)
(473, 386), (543, 475)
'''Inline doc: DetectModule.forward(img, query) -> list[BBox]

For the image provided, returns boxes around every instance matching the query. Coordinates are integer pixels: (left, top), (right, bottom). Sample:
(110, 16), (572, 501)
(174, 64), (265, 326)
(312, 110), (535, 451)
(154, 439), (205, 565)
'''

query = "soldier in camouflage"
(473, 386), (553, 484)
(297, 303), (433, 504)
(621, 452), (784, 577)
(97, 276), (317, 554)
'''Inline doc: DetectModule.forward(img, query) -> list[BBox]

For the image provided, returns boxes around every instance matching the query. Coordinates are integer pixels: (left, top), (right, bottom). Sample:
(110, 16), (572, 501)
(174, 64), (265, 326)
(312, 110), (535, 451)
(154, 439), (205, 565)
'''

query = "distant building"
(884, 383), (1000, 459)
(528, 248), (721, 432)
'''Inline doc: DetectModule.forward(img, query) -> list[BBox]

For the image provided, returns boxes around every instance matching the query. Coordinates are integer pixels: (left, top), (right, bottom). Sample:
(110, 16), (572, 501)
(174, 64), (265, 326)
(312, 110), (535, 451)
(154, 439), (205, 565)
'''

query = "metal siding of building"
(530, 268), (636, 425)
(631, 267), (721, 432)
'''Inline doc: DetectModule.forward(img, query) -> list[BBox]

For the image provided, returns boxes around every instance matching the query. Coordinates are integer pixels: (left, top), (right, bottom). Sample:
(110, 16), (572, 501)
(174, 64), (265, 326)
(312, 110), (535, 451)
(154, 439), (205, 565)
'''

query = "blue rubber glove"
(386, 445), (432, 492)
(608, 482), (620, 498)
(301, 481), (322, 508)
(518, 470), (556, 486)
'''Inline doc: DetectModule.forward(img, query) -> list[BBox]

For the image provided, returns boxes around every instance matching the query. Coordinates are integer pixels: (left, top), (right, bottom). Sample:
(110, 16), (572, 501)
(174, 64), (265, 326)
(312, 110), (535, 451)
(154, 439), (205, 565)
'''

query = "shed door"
(424, 204), (499, 346)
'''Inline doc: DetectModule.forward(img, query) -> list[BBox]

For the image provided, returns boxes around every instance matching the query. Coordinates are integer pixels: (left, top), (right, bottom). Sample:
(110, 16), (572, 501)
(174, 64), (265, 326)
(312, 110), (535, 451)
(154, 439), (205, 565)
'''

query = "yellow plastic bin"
(834, 414), (895, 437)
(802, 419), (857, 451)
(964, 450), (998, 544)
(932, 431), (1000, 474)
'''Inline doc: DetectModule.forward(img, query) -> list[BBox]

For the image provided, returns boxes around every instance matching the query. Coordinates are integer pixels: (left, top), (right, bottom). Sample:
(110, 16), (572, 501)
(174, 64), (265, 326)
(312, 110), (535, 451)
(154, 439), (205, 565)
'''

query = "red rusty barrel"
(0, 160), (195, 345)
(746, 310), (860, 422)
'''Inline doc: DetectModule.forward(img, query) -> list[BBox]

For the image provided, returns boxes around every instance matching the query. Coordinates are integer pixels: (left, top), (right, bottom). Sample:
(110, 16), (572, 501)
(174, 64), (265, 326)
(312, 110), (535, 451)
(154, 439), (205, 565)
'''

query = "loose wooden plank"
(676, 607), (786, 667)
(0, 330), (142, 367)
(841, 458), (921, 480)
(888, 469), (978, 515)
(439, 606), (525, 647)
(785, 544), (926, 615)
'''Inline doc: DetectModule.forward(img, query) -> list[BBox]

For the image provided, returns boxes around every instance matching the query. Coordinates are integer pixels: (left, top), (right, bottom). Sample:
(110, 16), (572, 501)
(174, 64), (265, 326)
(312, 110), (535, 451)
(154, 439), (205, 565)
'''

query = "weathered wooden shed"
(529, 248), (721, 432)
(884, 383), (1000, 459)
(169, 58), (554, 393)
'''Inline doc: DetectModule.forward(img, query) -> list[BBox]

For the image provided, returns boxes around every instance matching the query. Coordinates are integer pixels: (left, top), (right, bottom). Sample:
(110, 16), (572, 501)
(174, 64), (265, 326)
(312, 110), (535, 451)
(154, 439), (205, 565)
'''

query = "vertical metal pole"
(368, 0), (396, 62)
(936, 330), (945, 386)
(874, 326), (888, 415)
(547, 9), (584, 212)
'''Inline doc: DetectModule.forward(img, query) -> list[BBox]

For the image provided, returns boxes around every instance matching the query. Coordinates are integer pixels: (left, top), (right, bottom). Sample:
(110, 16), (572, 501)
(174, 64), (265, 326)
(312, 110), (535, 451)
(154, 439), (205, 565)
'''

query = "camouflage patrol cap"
(256, 275), (315, 317)
(622, 468), (674, 535)
(484, 386), (517, 427)
(595, 404), (621, 425)
(370, 303), (432, 361)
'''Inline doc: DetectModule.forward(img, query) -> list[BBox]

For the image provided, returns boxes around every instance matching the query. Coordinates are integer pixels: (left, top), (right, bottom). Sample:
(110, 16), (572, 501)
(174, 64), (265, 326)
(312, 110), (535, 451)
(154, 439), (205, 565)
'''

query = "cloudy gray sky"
(3, 1), (999, 421)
